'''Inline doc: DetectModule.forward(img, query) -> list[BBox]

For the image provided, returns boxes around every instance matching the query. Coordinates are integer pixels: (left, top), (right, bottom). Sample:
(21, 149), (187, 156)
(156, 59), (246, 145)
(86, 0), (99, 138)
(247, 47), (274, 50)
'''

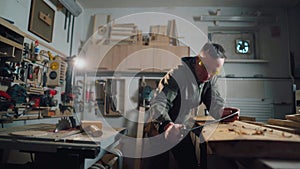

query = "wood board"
(194, 115), (214, 122)
(242, 120), (300, 134)
(10, 130), (49, 137)
(285, 114), (300, 122)
(0, 123), (125, 144)
(267, 119), (300, 129)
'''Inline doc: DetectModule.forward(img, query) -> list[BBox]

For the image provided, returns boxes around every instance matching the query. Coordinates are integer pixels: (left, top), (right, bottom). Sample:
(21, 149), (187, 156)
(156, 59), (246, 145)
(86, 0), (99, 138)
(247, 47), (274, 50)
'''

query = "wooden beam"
(286, 114), (300, 123)
(268, 119), (300, 129)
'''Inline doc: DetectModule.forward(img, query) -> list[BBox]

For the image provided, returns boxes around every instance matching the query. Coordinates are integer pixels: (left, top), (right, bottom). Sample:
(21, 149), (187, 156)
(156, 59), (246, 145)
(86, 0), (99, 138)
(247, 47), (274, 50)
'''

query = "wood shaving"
(252, 129), (264, 135)
(240, 129), (250, 135)
(281, 132), (292, 138)
(228, 128), (234, 132)
(228, 127), (267, 136)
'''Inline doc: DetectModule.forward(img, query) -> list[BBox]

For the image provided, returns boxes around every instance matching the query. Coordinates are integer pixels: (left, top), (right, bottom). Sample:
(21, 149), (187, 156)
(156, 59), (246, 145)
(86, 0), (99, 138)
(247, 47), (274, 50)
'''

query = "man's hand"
(221, 107), (240, 122)
(164, 122), (184, 144)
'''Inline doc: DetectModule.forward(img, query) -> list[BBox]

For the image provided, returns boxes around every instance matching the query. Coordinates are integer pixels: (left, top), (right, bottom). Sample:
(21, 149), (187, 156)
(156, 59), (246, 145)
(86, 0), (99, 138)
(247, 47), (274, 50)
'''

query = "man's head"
(195, 43), (226, 82)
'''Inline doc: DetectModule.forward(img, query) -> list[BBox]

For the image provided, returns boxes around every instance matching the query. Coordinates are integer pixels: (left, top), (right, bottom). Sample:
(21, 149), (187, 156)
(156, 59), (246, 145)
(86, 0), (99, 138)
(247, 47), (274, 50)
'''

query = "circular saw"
(54, 118), (71, 132)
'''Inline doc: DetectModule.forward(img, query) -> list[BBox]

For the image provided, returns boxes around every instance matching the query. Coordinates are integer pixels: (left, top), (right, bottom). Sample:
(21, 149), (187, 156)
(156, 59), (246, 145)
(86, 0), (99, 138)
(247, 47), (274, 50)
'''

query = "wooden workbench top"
(199, 120), (300, 159)
(202, 120), (300, 142)
(0, 123), (125, 144)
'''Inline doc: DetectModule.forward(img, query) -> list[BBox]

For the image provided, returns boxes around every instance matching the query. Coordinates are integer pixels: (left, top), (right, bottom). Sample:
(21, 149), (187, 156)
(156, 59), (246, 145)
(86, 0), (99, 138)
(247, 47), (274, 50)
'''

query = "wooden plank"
(242, 120), (300, 134)
(194, 115), (214, 122)
(264, 124), (300, 134)
(10, 130), (49, 137)
(93, 14), (109, 33)
(112, 23), (136, 28)
(239, 116), (256, 122)
(268, 119), (300, 129)
(285, 114), (300, 122)
(0, 36), (23, 49)
(0, 124), (54, 133)
(134, 107), (145, 169)
(0, 17), (25, 36)
(81, 120), (103, 130)
(110, 32), (136, 36)
(241, 120), (265, 126)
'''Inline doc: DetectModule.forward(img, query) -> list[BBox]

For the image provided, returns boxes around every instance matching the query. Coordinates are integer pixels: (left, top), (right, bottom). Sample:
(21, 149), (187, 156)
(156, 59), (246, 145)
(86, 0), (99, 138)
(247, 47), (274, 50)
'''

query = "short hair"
(201, 43), (227, 59)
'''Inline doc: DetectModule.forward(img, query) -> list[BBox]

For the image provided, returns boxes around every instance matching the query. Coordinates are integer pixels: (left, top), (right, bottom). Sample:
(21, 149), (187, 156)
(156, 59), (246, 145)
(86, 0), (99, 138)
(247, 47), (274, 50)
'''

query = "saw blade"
(54, 118), (71, 132)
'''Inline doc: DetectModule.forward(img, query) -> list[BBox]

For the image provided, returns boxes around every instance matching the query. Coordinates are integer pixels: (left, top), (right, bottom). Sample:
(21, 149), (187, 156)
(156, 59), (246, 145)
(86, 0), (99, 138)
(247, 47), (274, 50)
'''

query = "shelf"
(0, 113), (74, 123)
(193, 15), (276, 23)
(208, 26), (259, 32)
(0, 36), (23, 49)
(225, 59), (269, 63)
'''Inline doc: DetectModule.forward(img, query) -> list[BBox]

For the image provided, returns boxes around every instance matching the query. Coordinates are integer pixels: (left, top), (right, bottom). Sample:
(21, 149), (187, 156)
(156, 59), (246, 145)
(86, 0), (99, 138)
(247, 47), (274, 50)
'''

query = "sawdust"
(227, 124), (294, 138)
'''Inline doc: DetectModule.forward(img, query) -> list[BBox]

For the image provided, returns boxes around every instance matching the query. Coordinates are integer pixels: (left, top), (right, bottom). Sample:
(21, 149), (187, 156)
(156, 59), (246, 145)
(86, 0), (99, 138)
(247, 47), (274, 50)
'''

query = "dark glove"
(221, 107), (240, 122)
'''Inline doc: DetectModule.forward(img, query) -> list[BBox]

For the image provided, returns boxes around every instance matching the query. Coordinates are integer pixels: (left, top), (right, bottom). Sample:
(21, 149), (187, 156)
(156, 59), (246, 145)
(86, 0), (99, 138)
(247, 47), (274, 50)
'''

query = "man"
(149, 42), (240, 169)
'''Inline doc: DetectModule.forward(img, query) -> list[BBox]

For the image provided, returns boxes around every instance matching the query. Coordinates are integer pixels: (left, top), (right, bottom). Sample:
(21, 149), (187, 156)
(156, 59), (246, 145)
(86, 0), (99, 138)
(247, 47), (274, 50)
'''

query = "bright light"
(74, 57), (86, 69)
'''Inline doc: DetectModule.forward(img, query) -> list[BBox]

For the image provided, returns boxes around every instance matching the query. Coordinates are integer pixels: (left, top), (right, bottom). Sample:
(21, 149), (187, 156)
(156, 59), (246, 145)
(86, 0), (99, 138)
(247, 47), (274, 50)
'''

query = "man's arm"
(202, 76), (225, 119)
(150, 79), (185, 143)
(202, 76), (239, 121)
(150, 74), (179, 133)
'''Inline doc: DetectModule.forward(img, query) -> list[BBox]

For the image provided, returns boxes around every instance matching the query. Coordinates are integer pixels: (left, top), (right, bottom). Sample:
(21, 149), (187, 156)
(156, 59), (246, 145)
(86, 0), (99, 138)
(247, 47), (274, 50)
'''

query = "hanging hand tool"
(27, 64), (34, 80)
(64, 9), (68, 30)
(67, 11), (71, 43)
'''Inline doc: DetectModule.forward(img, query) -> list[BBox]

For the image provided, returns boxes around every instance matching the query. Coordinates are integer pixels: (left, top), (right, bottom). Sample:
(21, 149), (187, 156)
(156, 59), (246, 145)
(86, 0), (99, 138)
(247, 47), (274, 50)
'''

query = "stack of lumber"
(148, 20), (179, 46)
(267, 114), (300, 134)
(107, 22), (139, 44)
(238, 115), (300, 135)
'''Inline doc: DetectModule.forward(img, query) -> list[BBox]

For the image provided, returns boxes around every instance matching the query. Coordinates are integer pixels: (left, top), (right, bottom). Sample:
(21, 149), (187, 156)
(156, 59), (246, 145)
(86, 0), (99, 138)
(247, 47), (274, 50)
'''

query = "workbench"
(0, 123), (126, 169)
(196, 118), (300, 169)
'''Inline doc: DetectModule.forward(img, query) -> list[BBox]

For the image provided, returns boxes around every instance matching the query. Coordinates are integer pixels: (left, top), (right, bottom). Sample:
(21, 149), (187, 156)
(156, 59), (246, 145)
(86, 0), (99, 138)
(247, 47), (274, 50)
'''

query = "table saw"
(0, 123), (126, 169)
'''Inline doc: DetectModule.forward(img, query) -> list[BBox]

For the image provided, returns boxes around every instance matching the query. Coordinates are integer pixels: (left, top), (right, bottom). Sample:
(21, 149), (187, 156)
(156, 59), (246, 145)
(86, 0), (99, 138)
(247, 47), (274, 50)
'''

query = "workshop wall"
(0, 1), (295, 132)
(288, 7), (300, 88)
(76, 6), (294, 131)
(82, 7), (291, 78)
(0, 0), (84, 57)
(0, 0), (85, 127)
